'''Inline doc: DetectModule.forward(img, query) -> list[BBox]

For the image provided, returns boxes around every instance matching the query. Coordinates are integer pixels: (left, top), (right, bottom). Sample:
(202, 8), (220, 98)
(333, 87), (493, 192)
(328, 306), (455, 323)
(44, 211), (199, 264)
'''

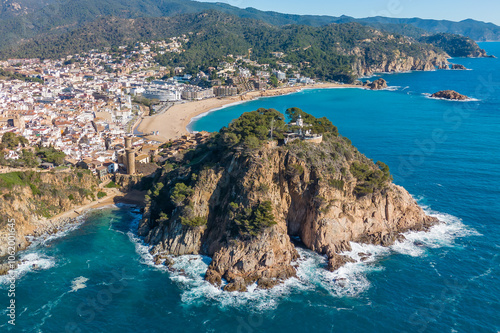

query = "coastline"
(41, 188), (145, 223)
(137, 82), (356, 142)
(44, 188), (122, 222)
(0, 188), (145, 275)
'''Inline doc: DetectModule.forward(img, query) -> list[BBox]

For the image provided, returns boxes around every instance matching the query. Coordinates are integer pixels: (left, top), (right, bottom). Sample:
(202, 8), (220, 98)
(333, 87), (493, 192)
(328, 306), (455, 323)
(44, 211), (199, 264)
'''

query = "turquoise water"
(2, 43), (500, 332)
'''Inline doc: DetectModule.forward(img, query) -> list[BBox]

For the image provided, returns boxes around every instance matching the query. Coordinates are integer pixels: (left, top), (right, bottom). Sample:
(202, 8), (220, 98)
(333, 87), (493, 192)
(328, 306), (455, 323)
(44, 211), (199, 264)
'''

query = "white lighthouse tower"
(297, 115), (304, 127)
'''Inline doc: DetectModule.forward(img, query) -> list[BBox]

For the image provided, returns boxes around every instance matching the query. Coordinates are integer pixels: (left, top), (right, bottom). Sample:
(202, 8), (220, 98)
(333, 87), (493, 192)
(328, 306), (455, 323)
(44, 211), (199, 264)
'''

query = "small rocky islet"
(431, 90), (470, 100)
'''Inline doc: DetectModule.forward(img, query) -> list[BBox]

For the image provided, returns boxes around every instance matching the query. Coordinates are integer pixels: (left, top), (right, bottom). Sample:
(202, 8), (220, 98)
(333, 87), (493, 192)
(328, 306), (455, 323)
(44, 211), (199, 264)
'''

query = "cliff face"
(350, 47), (449, 77)
(0, 170), (99, 260)
(140, 117), (437, 291)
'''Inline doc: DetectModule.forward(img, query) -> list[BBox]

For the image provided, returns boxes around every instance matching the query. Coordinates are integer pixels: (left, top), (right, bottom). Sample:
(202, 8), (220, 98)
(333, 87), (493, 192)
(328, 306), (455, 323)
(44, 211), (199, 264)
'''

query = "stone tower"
(124, 136), (136, 175)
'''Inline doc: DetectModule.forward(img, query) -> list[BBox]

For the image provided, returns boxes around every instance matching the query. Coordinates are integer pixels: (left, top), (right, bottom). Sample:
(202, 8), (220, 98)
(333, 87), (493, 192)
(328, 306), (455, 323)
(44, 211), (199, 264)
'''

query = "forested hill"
(0, 0), (498, 51)
(419, 33), (489, 58)
(0, 11), (450, 82)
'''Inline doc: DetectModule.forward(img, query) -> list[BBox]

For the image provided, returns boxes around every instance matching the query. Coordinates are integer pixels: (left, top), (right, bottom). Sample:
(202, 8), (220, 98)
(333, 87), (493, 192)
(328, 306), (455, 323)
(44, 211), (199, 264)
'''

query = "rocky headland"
(351, 47), (449, 77)
(139, 109), (438, 292)
(419, 33), (491, 58)
(0, 170), (101, 270)
(431, 90), (470, 100)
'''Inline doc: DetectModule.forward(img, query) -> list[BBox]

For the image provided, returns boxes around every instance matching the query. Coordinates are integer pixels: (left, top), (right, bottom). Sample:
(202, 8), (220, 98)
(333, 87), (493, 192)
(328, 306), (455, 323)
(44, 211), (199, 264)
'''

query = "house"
(3, 149), (20, 160)
(96, 166), (108, 180)
(135, 154), (150, 164)
(105, 161), (119, 174)
(64, 157), (79, 167)
(40, 162), (55, 169)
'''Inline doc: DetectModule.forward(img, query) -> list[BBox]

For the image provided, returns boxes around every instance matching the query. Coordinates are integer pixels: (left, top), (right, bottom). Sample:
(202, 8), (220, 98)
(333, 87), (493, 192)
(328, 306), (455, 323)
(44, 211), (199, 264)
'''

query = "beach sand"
(46, 188), (124, 222)
(137, 83), (355, 142)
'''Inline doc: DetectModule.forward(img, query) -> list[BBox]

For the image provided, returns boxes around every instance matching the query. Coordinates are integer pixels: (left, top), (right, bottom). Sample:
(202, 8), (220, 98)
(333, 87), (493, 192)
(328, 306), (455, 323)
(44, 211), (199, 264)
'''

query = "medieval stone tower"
(124, 136), (136, 175)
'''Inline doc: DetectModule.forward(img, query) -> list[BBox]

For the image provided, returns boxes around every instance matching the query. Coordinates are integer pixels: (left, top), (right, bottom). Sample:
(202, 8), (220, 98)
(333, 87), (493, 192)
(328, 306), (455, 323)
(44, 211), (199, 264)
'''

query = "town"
(0, 37), (318, 178)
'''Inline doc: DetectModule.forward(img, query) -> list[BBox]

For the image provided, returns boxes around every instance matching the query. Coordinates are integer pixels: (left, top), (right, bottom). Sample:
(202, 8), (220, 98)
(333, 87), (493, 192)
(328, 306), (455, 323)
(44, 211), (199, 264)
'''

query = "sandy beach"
(137, 82), (355, 142)
(45, 188), (123, 222)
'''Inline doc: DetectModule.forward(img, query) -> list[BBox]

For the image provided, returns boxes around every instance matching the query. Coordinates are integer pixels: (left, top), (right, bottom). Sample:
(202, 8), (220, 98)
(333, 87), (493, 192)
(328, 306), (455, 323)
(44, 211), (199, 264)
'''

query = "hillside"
(354, 17), (500, 42)
(0, 0), (498, 51)
(0, 169), (100, 264)
(0, 11), (450, 82)
(419, 33), (489, 57)
(139, 109), (437, 291)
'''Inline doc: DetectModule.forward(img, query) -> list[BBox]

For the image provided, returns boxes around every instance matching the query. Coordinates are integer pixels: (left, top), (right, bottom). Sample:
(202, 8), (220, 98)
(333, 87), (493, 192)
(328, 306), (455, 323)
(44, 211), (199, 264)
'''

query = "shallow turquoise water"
(1, 43), (500, 333)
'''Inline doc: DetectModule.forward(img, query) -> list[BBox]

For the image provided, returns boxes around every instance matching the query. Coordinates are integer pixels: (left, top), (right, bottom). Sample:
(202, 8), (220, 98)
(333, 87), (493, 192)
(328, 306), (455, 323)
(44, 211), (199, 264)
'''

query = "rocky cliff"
(0, 170), (100, 261)
(350, 47), (448, 77)
(139, 109), (437, 291)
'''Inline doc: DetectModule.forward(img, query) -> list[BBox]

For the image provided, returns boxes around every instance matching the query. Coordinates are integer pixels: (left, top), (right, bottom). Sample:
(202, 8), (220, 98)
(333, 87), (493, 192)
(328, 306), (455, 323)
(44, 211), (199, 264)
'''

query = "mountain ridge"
(0, 0), (498, 51)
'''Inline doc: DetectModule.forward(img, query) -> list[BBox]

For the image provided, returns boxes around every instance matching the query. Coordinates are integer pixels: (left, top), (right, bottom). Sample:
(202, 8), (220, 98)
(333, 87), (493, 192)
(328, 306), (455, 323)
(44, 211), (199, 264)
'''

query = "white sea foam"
(25, 209), (94, 248)
(0, 252), (56, 285)
(70, 276), (89, 292)
(384, 86), (401, 91)
(128, 199), (478, 306)
(170, 254), (300, 310)
(294, 247), (379, 298)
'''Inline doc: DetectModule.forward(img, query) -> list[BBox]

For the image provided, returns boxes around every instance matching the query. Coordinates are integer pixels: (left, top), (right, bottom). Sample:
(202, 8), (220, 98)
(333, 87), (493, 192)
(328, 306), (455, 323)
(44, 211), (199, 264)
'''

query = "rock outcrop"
(140, 110), (438, 292)
(451, 64), (467, 70)
(0, 170), (100, 265)
(364, 78), (388, 90)
(431, 90), (469, 100)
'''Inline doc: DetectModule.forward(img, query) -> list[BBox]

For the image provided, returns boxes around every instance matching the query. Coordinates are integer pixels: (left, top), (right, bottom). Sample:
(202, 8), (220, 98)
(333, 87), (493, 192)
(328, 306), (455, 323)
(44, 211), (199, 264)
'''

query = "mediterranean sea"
(1, 43), (499, 333)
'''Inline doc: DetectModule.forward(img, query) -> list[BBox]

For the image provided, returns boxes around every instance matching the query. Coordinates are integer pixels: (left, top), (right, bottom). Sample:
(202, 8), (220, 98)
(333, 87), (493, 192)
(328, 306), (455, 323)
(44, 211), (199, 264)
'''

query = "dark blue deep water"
(2, 43), (499, 333)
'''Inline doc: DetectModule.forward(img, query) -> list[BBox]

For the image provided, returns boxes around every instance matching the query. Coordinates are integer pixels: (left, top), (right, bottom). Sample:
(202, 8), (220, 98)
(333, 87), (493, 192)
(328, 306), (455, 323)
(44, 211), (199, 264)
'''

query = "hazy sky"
(200, 0), (500, 25)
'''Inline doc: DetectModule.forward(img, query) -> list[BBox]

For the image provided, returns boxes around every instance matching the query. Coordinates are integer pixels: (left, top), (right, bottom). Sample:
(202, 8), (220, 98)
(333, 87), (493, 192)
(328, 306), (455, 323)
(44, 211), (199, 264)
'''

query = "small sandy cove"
(137, 83), (355, 142)
(46, 188), (146, 222)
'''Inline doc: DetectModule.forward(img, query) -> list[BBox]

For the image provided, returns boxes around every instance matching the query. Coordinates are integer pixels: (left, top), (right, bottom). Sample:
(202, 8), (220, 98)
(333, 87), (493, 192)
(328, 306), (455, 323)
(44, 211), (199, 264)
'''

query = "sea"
(1, 43), (499, 333)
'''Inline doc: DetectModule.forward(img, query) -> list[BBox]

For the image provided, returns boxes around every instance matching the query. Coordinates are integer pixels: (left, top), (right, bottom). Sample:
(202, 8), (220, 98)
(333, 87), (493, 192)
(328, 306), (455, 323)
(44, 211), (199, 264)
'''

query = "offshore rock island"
(139, 108), (437, 292)
(431, 90), (470, 100)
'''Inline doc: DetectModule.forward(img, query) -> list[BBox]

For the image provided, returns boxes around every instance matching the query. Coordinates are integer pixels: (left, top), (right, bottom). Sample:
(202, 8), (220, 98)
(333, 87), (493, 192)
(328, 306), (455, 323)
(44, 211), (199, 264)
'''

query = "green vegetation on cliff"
(0, 169), (99, 221)
(229, 201), (276, 237)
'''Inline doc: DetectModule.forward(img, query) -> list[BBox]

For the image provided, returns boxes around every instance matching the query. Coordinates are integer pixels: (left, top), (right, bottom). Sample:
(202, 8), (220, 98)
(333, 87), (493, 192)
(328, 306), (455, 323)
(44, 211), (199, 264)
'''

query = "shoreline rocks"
(0, 216), (80, 275)
(431, 90), (469, 100)
(451, 64), (467, 70)
(363, 78), (388, 90)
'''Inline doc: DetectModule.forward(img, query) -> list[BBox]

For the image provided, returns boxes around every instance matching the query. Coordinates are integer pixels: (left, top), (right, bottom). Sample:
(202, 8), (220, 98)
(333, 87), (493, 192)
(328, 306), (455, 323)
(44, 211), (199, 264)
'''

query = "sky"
(200, 0), (500, 25)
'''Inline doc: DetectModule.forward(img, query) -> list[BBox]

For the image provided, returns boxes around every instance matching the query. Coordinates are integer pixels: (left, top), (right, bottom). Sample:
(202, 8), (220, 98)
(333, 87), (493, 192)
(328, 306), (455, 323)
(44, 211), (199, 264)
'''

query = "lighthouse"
(297, 115), (304, 127)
